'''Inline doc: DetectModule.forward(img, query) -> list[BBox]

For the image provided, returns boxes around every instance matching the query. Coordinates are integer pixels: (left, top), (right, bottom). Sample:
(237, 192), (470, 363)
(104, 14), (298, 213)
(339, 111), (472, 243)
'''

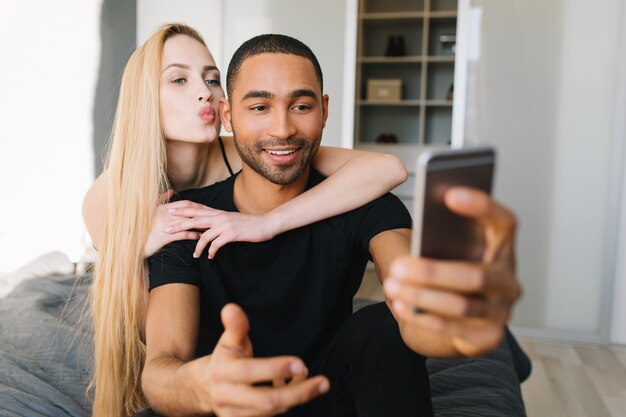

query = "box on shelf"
(366, 79), (402, 101)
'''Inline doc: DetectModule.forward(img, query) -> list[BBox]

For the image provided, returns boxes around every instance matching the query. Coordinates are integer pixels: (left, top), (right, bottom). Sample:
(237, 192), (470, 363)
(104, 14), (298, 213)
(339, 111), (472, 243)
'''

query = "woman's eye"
(172, 78), (186, 85)
(205, 79), (220, 86)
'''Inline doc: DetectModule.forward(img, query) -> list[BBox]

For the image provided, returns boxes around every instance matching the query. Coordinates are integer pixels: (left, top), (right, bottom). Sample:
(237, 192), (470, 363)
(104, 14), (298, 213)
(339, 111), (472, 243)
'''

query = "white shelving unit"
(345, 0), (465, 210)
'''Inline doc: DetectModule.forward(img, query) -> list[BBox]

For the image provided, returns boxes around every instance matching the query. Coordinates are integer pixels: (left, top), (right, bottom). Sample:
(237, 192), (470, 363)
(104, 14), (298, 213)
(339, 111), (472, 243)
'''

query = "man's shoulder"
(308, 167), (408, 220)
(175, 175), (236, 209)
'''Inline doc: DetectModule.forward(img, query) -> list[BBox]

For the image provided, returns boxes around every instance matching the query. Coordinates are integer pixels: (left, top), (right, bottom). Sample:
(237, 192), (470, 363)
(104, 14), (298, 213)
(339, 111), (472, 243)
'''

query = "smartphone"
(411, 147), (496, 261)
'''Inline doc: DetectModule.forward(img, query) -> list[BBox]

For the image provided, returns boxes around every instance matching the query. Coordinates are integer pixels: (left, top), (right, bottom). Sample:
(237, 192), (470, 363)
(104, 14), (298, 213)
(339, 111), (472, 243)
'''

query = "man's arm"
(142, 284), (329, 417)
(369, 188), (522, 358)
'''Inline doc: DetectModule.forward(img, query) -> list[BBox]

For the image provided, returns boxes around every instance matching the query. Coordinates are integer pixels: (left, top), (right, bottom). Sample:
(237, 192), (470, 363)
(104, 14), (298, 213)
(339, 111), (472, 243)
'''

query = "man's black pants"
(283, 302), (432, 416)
(133, 302), (433, 417)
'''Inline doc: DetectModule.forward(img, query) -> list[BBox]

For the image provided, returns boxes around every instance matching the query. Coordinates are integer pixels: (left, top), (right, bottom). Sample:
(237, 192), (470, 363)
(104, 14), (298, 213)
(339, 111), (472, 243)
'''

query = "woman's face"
(160, 35), (224, 144)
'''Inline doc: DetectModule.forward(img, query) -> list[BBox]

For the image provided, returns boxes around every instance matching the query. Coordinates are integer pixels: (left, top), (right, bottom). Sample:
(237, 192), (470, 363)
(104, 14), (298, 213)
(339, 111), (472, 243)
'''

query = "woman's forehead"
(162, 35), (216, 69)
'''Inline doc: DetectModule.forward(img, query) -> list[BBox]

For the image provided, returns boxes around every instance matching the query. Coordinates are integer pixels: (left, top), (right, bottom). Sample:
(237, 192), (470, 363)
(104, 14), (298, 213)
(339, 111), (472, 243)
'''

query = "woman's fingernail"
(168, 208), (176, 213)
(192, 252), (198, 258)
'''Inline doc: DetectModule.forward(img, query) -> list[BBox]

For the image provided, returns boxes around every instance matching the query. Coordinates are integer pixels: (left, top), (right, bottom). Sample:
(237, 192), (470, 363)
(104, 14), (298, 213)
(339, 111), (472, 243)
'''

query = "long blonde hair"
(90, 23), (206, 417)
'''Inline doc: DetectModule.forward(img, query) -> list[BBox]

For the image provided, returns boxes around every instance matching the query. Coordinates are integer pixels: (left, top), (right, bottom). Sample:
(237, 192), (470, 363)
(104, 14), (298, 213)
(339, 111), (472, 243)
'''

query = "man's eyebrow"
(161, 63), (219, 73)
(290, 89), (318, 100)
(242, 90), (274, 100)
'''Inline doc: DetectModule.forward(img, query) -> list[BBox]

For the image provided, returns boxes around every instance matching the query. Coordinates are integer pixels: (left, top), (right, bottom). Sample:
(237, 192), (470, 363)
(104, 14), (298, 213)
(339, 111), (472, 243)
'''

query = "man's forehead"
(234, 53), (320, 96)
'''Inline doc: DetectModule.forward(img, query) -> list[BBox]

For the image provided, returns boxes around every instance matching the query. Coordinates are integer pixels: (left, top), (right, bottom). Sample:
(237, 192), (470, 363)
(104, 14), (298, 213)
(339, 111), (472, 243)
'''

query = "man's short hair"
(226, 34), (324, 98)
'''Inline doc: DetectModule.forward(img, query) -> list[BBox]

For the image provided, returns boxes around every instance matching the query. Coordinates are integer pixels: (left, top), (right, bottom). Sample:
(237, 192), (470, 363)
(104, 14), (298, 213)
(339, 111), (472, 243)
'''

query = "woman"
(83, 23), (407, 417)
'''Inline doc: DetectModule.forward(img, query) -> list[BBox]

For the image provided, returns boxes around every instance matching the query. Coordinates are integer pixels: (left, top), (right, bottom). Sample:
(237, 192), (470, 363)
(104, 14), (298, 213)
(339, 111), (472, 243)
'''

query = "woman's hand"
(166, 207), (279, 259)
(144, 191), (222, 258)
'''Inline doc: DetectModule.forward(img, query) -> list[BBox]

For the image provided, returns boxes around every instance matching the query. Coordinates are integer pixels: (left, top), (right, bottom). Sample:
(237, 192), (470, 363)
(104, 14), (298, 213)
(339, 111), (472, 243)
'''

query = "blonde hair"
(90, 23), (206, 417)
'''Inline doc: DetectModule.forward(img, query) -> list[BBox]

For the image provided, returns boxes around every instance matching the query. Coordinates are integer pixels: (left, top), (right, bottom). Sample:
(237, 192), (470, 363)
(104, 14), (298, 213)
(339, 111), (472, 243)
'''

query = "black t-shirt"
(148, 168), (411, 365)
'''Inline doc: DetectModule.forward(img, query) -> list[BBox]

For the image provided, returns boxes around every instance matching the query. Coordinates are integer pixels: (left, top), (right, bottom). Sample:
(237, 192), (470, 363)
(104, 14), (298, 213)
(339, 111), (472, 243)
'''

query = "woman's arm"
(270, 146), (408, 232)
(82, 172), (211, 257)
(167, 147), (408, 258)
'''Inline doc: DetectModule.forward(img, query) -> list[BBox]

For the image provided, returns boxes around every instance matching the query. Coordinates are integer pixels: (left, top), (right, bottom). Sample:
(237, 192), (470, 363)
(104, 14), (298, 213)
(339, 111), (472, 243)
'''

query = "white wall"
(137, 0), (223, 73)
(222, 0), (347, 147)
(471, 0), (623, 340)
(610, 0), (626, 344)
(0, 0), (102, 272)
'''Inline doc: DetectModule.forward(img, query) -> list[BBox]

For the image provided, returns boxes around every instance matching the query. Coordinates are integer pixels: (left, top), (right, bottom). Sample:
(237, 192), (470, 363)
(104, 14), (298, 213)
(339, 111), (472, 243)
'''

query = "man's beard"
(232, 129), (320, 185)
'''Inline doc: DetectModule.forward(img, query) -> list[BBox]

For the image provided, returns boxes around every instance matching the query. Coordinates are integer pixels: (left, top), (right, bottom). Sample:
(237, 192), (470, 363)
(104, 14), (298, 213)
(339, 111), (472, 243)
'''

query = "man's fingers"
(212, 376), (329, 415)
(215, 357), (307, 384)
(388, 256), (492, 293)
(217, 304), (250, 357)
(444, 187), (517, 263)
(386, 283), (489, 318)
(391, 309), (505, 355)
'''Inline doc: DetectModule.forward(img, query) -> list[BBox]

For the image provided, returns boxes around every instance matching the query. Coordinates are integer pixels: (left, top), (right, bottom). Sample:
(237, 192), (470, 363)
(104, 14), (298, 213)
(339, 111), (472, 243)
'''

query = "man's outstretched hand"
(193, 304), (330, 416)
(383, 187), (522, 357)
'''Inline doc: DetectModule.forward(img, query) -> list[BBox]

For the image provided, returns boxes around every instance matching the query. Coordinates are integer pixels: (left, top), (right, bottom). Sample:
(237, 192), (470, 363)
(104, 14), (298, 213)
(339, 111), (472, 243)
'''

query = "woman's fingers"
(168, 206), (223, 218)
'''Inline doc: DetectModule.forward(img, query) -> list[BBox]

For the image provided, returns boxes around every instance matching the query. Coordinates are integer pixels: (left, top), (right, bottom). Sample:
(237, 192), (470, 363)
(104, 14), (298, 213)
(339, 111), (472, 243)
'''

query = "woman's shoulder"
(217, 135), (242, 172)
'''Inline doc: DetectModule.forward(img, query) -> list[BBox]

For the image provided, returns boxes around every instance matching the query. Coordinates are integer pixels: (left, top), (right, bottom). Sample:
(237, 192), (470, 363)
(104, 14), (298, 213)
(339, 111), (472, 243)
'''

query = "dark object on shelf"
(384, 35), (406, 57)
(439, 34), (456, 54)
(375, 133), (399, 143)
(446, 84), (454, 101)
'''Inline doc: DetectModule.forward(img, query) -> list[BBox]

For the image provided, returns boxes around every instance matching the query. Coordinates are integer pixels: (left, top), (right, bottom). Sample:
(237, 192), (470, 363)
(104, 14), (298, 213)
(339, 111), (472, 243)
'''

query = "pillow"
(0, 251), (75, 298)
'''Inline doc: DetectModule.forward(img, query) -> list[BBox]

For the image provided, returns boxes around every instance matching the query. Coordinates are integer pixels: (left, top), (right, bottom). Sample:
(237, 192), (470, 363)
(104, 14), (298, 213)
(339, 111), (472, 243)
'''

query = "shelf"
(429, 11), (457, 19)
(358, 56), (454, 64)
(361, 12), (425, 20)
(357, 100), (451, 107)
(355, 0), (458, 149)
(426, 56), (455, 63)
(359, 56), (423, 63)
(425, 100), (453, 107)
(358, 100), (422, 106)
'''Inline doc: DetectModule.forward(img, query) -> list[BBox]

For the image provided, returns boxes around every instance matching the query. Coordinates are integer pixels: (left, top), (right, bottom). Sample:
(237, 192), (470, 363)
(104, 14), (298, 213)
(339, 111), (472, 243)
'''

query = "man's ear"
(220, 97), (233, 133)
(321, 94), (329, 128)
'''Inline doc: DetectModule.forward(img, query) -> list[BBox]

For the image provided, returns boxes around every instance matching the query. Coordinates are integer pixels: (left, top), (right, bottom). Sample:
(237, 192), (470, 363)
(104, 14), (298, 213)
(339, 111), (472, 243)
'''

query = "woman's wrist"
(263, 209), (286, 239)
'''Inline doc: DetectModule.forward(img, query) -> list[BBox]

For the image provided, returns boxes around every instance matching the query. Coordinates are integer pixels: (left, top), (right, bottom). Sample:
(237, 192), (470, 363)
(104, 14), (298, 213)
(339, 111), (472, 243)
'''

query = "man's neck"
(233, 166), (311, 214)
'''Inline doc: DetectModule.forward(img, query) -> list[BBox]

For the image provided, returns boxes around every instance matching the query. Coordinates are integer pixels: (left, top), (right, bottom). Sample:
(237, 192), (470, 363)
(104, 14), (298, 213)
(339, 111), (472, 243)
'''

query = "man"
(143, 34), (521, 417)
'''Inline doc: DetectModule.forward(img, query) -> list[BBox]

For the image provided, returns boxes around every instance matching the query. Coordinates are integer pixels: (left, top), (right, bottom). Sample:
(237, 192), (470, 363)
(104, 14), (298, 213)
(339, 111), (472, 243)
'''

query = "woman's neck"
(166, 140), (212, 191)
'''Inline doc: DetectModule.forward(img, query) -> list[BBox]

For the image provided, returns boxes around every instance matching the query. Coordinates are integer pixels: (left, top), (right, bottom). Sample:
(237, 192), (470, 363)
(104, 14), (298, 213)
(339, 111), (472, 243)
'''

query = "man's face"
(221, 53), (328, 185)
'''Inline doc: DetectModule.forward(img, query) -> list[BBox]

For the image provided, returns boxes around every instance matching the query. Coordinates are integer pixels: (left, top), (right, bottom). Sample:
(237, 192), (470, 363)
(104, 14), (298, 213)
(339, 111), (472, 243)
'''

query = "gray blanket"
(0, 273), (528, 417)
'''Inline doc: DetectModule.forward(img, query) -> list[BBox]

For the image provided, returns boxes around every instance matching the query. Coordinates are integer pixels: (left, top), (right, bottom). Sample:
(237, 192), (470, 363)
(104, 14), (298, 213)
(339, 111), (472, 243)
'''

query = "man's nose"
(267, 109), (297, 139)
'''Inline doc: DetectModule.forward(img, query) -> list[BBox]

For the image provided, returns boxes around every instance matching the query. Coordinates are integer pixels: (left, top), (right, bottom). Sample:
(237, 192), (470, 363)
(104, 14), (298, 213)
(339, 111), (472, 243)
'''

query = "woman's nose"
(198, 84), (213, 102)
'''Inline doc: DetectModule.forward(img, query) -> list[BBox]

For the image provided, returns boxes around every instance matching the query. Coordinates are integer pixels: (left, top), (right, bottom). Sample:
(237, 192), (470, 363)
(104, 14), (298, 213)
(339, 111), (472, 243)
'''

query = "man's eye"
(172, 78), (186, 84)
(293, 105), (311, 111)
(205, 79), (220, 86)
(251, 105), (268, 112)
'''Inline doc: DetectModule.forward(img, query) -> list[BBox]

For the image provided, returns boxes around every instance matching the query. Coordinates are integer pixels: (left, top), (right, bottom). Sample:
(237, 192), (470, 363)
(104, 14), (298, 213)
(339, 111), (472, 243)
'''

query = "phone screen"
(412, 148), (495, 261)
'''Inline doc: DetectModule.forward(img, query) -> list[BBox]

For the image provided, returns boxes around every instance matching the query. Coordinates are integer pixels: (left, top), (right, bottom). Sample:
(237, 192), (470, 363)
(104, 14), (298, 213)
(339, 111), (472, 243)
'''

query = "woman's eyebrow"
(162, 63), (218, 73)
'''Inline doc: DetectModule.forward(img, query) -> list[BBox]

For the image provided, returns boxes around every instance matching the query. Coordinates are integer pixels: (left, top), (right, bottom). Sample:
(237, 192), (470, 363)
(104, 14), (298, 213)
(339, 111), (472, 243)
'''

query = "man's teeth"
(267, 149), (296, 155)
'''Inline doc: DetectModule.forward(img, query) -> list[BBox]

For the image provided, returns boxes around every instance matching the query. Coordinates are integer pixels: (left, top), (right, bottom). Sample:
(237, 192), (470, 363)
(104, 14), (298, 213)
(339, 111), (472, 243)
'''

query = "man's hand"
(383, 187), (522, 357)
(192, 304), (330, 416)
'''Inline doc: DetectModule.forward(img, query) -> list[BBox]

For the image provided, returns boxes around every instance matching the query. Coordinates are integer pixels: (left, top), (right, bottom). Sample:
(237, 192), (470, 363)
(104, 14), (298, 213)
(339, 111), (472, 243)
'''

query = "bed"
(0, 253), (530, 417)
